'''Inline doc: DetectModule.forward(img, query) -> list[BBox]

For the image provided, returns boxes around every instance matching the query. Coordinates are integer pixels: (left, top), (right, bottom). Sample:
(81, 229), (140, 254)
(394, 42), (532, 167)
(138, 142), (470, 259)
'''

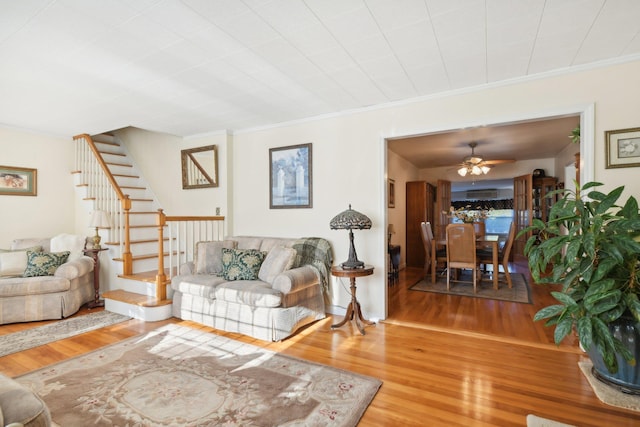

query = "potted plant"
(524, 181), (640, 392)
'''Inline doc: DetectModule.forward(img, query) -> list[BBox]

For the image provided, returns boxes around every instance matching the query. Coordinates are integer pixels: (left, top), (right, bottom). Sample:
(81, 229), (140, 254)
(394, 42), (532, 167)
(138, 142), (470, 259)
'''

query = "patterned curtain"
(451, 199), (513, 210)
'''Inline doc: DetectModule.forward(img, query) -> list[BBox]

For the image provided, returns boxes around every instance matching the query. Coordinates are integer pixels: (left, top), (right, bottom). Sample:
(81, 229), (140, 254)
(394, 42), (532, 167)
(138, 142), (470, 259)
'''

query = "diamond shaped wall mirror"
(181, 145), (218, 189)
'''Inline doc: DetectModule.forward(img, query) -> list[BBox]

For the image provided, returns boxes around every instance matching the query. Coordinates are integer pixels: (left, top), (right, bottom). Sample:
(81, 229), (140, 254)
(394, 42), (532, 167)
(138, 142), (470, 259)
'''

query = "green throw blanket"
(293, 237), (333, 296)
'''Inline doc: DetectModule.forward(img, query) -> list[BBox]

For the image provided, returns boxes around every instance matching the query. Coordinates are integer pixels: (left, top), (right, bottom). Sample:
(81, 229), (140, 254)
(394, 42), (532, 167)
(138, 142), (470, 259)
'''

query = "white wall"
(0, 127), (77, 248)
(229, 60), (640, 320)
(556, 142), (581, 187)
(116, 127), (231, 219)
(387, 150), (420, 268)
(4, 60), (640, 321)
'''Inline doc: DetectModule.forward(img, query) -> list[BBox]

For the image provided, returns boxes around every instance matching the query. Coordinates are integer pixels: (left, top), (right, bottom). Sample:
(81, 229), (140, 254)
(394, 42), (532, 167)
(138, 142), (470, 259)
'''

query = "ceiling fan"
(456, 142), (515, 177)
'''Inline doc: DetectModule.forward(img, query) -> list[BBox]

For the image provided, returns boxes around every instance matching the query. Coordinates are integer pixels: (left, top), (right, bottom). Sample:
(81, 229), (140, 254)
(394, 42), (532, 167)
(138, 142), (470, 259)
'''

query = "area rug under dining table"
(410, 271), (532, 304)
(16, 324), (382, 426)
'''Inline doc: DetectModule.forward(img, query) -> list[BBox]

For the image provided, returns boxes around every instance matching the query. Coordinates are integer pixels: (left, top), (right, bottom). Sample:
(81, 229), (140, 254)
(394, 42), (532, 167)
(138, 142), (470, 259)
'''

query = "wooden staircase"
(73, 132), (225, 321)
(74, 133), (172, 320)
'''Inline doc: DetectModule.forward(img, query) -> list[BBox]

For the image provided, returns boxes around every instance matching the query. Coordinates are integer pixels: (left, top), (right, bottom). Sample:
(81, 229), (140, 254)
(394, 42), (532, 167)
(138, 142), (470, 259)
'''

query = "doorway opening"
(384, 108), (592, 318)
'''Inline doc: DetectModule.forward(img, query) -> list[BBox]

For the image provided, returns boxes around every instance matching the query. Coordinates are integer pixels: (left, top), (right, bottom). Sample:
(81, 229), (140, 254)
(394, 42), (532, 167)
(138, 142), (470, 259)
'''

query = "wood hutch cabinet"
(532, 176), (558, 222)
(406, 181), (435, 268)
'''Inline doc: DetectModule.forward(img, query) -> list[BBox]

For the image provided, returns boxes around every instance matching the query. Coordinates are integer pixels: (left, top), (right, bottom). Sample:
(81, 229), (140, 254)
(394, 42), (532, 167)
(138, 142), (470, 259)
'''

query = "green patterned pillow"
(221, 248), (266, 281)
(23, 251), (70, 277)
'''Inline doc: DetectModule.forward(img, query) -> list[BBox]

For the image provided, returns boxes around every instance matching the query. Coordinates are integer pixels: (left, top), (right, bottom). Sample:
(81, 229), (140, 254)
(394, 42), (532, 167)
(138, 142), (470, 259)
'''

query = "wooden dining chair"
(419, 221), (432, 279)
(478, 221), (516, 288)
(446, 223), (482, 293)
(473, 221), (486, 239)
(420, 221), (446, 281)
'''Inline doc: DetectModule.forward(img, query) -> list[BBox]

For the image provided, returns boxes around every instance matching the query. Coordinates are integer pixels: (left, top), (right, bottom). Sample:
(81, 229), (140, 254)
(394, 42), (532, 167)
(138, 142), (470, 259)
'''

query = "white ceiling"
(1, 0), (640, 138)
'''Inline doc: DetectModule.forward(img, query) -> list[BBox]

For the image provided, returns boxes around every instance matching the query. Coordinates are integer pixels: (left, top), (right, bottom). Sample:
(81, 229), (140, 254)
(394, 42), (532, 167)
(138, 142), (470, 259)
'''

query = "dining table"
(432, 234), (501, 289)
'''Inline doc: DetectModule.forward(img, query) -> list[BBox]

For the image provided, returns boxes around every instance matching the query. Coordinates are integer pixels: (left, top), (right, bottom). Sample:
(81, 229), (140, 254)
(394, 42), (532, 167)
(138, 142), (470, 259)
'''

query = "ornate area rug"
(0, 311), (131, 357)
(17, 324), (382, 426)
(409, 271), (532, 304)
(579, 360), (640, 412)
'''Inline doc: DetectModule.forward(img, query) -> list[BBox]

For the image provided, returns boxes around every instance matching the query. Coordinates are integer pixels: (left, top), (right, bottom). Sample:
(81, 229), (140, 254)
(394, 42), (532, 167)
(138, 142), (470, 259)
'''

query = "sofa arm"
(179, 262), (195, 275)
(272, 265), (319, 294)
(54, 255), (94, 280)
(0, 373), (52, 427)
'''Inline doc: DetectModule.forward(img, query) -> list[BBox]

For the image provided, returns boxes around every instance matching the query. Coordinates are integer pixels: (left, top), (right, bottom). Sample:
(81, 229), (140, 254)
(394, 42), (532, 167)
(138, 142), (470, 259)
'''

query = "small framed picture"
(388, 179), (395, 208)
(605, 127), (640, 169)
(0, 165), (37, 196)
(269, 143), (312, 209)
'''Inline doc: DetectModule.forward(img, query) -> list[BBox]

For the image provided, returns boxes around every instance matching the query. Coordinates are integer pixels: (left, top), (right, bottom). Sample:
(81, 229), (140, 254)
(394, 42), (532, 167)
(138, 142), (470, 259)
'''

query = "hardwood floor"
(1, 265), (639, 426)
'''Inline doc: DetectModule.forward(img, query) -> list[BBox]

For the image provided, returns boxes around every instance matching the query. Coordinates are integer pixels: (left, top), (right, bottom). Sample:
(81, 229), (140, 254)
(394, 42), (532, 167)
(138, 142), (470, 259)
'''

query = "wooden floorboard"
(1, 263), (639, 426)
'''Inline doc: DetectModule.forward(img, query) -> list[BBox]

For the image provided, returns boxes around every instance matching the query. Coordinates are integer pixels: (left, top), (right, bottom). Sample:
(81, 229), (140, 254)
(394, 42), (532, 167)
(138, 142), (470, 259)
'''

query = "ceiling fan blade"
(483, 159), (515, 165)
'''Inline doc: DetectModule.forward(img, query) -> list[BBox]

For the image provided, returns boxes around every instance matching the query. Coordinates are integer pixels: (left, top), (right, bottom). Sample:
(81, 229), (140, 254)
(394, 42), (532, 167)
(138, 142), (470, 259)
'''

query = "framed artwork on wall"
(269, 143), (312, 209)
(0, 165), (37, 196)
(605, 127), (640, 169)
(388, 178), (395, 208)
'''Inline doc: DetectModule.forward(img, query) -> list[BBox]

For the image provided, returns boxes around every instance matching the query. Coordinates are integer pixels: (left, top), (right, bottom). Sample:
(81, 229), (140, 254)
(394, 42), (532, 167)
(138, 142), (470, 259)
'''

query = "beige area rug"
(17, 324), (382, 426)
(0, 311), (131, 357)
(579, 360), (640, 412)
(409, 271), (532, 304)
(526, 414), (575, 427)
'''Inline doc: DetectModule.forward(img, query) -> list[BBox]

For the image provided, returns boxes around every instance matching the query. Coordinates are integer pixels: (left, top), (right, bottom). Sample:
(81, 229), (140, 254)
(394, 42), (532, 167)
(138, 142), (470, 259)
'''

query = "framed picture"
(269, 143), (312, 209)
(0, 165), (37, 196)
(388, 178), (395, 208)
(605, 127), (640, 169)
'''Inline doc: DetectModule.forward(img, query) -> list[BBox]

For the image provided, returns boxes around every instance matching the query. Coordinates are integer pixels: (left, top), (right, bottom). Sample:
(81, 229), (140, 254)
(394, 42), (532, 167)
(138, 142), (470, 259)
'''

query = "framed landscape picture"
(605, 127), (640, 169)
(0, 165), (37, 196)
(269, 143), (312, 209)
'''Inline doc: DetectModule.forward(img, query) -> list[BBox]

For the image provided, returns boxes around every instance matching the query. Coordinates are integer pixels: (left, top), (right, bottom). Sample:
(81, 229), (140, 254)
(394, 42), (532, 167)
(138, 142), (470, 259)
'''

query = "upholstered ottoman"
(0, 373), (51, 427)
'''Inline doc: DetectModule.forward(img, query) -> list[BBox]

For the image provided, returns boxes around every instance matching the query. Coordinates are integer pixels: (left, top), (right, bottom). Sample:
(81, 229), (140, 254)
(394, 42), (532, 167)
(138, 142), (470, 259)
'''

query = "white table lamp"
(89, 210), (111, 249)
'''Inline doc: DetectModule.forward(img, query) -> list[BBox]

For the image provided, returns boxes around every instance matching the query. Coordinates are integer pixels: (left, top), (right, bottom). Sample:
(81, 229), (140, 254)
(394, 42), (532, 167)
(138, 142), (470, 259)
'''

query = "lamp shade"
(330, 205), (371, 269)
(89, 210), (111, 249)
(89, 210), (111, 228)
(329, 204), (372, 230)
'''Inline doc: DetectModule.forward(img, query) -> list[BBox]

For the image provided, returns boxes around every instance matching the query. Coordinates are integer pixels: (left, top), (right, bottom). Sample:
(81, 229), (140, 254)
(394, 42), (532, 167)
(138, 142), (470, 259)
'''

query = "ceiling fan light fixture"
(466, 155), (483, 164)
(457, 141), (494, 177)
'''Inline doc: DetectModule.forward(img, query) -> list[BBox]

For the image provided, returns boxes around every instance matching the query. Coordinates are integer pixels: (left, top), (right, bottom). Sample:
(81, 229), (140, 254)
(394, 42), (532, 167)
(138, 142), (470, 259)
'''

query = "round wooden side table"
(330, 265), (375, 335)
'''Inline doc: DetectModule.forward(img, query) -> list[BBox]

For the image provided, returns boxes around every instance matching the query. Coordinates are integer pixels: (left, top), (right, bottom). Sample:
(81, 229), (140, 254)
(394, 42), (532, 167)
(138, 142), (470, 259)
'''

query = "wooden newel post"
(155, 209), (167, 300)
(122, 195), (133, 275)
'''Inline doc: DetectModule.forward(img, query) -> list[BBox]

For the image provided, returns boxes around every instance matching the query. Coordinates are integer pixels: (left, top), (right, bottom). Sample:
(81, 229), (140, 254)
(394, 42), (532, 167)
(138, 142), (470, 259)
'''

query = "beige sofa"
(0, 236), (94, 325)
(171, 236), (332, 341)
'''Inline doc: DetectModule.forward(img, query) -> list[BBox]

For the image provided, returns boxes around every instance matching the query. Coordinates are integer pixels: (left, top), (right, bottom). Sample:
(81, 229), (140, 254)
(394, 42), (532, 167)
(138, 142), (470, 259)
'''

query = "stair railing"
(73, 134), (133, 272)
(155, 210), (225, 300)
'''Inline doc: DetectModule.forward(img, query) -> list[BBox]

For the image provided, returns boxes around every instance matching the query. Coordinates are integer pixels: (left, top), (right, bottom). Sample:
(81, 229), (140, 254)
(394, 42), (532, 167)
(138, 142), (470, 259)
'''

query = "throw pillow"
(194, 240), (238, 275)
(23, 251), (70, 277)
(221, 248), (266, 281)
(0, 246), (43, 277)
(258, 246), (297, 284)
(50, 233), (86, 262)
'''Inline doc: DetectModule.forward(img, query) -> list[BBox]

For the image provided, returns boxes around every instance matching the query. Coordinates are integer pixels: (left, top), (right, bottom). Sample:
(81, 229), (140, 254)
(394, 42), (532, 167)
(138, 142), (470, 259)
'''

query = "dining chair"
(446, 223), (482, 293)
(478, 221), (516, 288)
(473, 221), (486, 239)
(420, 221), (446, 280)
(419, 221), (432, 279)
